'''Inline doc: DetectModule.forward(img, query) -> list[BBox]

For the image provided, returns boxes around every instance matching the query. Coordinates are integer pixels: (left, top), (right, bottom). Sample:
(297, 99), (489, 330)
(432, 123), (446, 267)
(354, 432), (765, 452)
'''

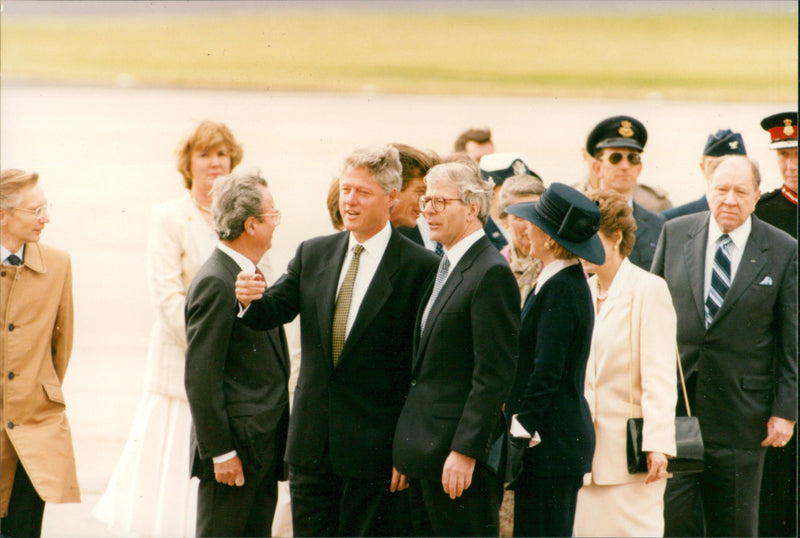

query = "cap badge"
(783, 119), (795, 137)
(728, 140), (739, 149)
(618, 120), (634, 138)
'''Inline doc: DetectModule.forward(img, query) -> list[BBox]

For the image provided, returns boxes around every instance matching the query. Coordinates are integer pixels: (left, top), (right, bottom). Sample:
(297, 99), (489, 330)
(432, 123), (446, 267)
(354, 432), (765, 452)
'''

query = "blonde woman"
(574, 189), (677, 537)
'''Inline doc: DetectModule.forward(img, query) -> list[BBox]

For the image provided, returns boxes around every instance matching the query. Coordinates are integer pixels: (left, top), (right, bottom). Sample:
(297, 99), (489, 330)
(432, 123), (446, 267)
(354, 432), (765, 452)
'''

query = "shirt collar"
(708, 214), (752, 251)
(534, 258), (580, 295)
(217, 242), (257, 274)
(443, 227), (485, 270)
(1, 244), (25, 264)
(347, 222), (392, 258)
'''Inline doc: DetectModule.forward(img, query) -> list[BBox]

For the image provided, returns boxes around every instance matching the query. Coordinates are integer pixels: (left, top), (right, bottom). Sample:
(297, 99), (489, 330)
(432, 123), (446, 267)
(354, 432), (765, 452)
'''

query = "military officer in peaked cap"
(585, 115), (666, 270)
(754, 112), (797, 239)
(662, 128), (748, 221)
(756, 112), (797, 538)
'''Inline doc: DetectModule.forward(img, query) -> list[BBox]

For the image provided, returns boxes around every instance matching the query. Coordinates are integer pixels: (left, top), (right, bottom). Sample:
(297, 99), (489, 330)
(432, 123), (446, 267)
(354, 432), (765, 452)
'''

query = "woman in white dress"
(93, 120), (261, 537)
(574, 189), (677, 537)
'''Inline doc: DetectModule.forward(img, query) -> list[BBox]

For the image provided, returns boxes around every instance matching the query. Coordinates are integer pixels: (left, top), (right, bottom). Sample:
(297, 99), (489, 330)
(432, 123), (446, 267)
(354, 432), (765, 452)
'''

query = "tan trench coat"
(0, 242), (79, 516)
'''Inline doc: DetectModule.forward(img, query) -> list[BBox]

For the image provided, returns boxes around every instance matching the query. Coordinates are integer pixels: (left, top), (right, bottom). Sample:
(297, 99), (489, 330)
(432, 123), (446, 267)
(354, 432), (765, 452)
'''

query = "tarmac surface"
(0, 83), (794, 536)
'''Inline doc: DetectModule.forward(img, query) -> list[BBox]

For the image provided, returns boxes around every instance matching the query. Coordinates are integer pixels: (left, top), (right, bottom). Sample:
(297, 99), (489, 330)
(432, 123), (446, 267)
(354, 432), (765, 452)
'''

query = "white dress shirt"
(1, 244), (25, 265)
(336, 224), (392, 338)
(703, 216), (751, 301)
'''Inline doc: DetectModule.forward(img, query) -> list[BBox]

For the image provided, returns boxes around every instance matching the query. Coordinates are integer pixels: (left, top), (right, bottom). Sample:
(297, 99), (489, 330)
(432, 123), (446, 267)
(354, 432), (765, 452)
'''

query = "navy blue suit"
(661, 196), (708, 221)
(629, 202), (665, 270)
(505, 263), (595, 537)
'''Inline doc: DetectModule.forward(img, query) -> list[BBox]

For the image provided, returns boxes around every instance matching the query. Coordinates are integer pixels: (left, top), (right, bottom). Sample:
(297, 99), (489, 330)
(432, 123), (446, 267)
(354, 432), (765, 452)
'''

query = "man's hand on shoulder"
(214, 455), (245, 487)
(236, 270), (266, 308)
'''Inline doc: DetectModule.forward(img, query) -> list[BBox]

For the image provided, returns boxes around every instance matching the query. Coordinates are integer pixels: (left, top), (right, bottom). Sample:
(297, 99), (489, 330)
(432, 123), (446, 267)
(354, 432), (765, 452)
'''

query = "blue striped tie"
(705, 234), (732, 328)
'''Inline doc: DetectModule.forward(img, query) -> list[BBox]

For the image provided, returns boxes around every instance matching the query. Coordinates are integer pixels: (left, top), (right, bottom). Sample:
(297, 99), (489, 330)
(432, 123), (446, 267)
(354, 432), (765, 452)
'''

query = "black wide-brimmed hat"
(506, 183), (605, 265)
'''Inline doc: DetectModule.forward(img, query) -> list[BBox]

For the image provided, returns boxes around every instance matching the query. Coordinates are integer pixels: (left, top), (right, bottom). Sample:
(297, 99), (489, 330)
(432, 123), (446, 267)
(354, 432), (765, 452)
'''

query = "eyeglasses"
(259, 209), (281, 225)
(605, 152), (641, 165)
(13, 202), (52, 218)
(419, 195), (462, 212)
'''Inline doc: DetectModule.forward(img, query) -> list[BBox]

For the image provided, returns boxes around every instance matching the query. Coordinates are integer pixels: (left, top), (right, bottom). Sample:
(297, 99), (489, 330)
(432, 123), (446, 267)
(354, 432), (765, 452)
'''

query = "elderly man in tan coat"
(0, 169), (79, 537)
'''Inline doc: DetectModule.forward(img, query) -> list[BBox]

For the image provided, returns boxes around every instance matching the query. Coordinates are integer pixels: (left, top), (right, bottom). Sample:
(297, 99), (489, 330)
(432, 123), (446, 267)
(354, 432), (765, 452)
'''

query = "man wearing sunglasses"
(586, 115), (666, 270)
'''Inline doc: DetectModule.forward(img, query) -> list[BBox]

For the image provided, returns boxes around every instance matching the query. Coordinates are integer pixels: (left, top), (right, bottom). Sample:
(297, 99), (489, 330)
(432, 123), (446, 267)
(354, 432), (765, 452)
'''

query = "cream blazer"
(583, 258), (678, 485)
(1, 243), (79, 515)
(144, 195), (272, 398)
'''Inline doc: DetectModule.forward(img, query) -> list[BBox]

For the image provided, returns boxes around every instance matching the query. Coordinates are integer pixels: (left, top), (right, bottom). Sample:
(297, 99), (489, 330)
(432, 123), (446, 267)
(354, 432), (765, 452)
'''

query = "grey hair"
(1, 169), (39, 210)
(425, 162), (495, 225)
(211, 171), (268, 241)
(497, 174), (546, 218)
(343, 145), (402, 194)
(708, 154), (761, 189)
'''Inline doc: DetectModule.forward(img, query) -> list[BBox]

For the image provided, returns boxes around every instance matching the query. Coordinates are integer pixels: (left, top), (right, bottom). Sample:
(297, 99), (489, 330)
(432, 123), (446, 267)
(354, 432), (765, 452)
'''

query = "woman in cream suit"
(574, 189), (677, 538)
(94, 121), (267, 537)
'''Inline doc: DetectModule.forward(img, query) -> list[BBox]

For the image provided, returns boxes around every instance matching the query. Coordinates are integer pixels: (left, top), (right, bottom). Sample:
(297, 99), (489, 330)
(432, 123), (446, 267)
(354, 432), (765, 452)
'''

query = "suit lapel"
(415, 237), (488, 368)
(682, 215), (709, 325)
(337, 231), (400, 364)
(316, 233), (349, 367)
(710, 219), (768, 327)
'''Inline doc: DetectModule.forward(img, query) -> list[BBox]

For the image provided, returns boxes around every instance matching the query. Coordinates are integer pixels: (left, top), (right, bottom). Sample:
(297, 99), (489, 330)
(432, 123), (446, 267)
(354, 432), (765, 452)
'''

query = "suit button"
(410, 379), (417, 387)
(8, 324), (14, 331)
(8, 372), (14, 380)
(7, 422), (14, 429)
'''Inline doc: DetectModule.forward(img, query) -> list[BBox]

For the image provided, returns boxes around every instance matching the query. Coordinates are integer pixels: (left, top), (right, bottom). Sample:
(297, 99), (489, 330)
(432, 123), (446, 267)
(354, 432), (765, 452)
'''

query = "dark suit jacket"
(629, 202), (666, 270)
(652, 213), (797, 449)
(755, 188), (798, 239)
(241, 227), (438, 479)
(184, 248), (290, 481)
(484, 216), (508, 251)
(505, 263), (596, 477)
(661, 196), (708, 221)
(393, 235), (519, 480)
(397, 224), (425, 246)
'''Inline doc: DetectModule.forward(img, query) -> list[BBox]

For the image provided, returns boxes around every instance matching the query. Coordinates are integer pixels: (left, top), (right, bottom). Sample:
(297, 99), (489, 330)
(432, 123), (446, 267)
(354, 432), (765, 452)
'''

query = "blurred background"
(1, 1), (797, 536)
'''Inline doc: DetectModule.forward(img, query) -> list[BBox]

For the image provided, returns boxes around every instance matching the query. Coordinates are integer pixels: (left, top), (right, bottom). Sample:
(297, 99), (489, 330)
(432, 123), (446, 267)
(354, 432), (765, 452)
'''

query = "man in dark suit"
(235, 145), (438, 537)
(184, 172), (290, 537)
(393, 161), (519, 537)
(662, 128), (748, 221)
(587, 115), (666, 270)
(652, 155), (797, 537)
(391, 143), (439, 246)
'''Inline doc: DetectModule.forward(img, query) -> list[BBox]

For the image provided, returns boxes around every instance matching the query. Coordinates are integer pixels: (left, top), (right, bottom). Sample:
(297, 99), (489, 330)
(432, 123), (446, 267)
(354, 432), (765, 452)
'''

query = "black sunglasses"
(605, 152), (641, 165)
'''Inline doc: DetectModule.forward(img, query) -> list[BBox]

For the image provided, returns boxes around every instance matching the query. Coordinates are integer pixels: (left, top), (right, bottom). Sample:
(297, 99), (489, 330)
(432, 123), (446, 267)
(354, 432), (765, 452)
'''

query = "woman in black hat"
(504, 183), (603, 537)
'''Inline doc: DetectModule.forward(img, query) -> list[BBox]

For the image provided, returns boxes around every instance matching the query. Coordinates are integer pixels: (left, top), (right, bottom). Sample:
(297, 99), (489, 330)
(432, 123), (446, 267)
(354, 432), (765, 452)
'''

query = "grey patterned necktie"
(420, 254), (450, 332)
(331, 245), (364, 365)
(705, 234), (732, 328)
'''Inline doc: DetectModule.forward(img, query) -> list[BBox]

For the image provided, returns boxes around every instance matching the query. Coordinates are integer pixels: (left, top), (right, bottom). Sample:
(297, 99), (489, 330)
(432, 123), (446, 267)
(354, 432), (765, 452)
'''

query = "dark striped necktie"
(705, 234), (732, 328)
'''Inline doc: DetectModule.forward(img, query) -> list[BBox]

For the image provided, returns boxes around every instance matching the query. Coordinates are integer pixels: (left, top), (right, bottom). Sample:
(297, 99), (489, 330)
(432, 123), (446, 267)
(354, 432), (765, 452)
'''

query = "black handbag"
(626, 347), (704, 474)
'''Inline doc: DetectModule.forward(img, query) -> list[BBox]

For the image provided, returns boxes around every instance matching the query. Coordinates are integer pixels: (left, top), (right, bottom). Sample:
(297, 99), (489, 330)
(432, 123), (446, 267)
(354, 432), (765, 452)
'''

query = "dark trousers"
(196, 460), (278, 537)
(664, 444), (767, 537)
(511, 474), (582, 537)
(289, 460), (410, 537)
(759, 429), (797, 537)
(0, 462), (45, 538)
(407, 463), (501, 537)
